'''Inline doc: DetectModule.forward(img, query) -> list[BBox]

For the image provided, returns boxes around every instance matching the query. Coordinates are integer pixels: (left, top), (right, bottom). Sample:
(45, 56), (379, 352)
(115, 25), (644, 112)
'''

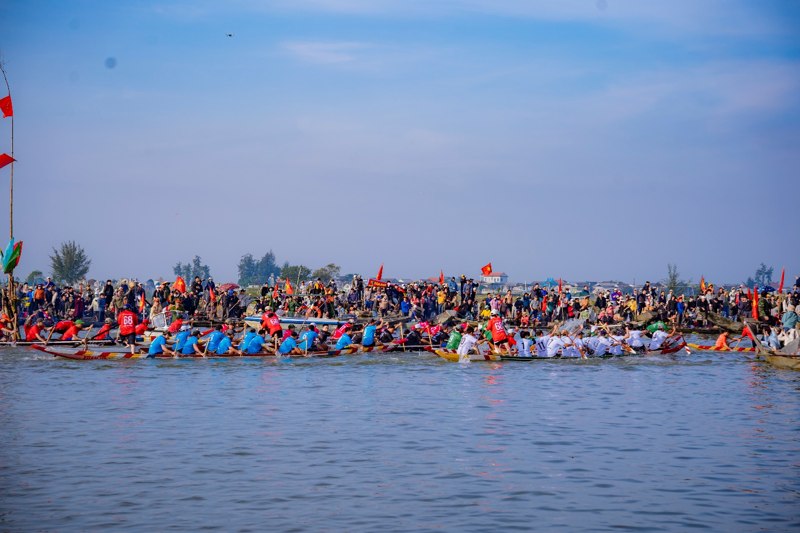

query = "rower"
(445, 324), (462, 351)
(180, 330), (204, 357)
(456, 325), (482, 362)
(361, 319), (378, 348)
(647, 324), (671, 351)
(60, 320), (85, 341)
(335, 329), (353, 350)
(174, 325), (192, 353)
(713, 331), (731, 351)
(278, 330), (303, 356)
(215, 330), (235, 355)
(91, 318), (113, 341)
(518, 330), (533, 357)
(147, 331), (174, 358)
(205, 325), (225, 354)
(23, 317), (48, 343)
(298, 324), (318, 352)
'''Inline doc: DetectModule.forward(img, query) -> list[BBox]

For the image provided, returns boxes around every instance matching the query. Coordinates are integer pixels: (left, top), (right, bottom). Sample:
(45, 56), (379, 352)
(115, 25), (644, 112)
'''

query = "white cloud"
(281, 41), (368, 65)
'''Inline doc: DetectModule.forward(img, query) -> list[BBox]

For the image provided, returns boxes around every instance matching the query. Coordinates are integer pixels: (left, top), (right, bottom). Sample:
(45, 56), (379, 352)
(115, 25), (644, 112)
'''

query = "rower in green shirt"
(446, 326), (462, 350)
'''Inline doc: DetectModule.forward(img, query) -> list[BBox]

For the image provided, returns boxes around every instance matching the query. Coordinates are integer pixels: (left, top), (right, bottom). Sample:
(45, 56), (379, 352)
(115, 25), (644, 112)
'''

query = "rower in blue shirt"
(362, 320), (378, 347)
(174, 327), (191, 352)
(147, 332), (173, 358)
(238, 328), (256, 351)
(181, 330), (203, 356)
(278, 330), (303, 355)
(335, 332), (353, 350)
(298, 325), (318, 352)
(242, 329), (267, 354)
(216, 332), (234, 355)
(205, 325), (225, 353)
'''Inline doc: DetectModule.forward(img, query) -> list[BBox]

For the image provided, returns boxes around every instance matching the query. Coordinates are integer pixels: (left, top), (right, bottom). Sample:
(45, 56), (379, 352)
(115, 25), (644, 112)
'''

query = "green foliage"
(26, 270), (44, 284)
(311, 263), (341, 283)
(281, 263), (311, 284)
(173, 255), (211, 281)
(663, 263), (691, 295)
(745, 263), (773, 288)
(50, 241), (91, 285)
(238, 251), (280, 286)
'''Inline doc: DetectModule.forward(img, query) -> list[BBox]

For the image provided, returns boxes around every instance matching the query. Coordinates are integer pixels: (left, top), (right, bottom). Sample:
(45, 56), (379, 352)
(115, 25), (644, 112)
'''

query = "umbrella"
(218, 282), (240, 292)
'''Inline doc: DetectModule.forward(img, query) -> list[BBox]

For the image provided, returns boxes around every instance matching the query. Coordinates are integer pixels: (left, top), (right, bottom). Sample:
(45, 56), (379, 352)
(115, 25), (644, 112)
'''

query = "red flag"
(138, 292), (146, 312)
(174, 276), (186, 293)
(481, 263), (492, 276)
(0, 154), (14, 170)
(700, 276), (706, 293)
(376, 264), (384, 281)
(558, 278), (563, 295)
(285, 279), (294, 295)
(209, 286), (216, 303)
(778, 268), (785, 294)
(439, 270), (444, 285)
(752, 288), (759, 320)
(742, 326), (755, 341)
(0, 95), (11, 118)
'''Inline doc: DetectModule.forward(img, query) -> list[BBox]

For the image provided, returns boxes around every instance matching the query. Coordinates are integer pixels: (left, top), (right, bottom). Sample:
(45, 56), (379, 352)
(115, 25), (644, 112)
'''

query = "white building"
(480, 272), (509, 285)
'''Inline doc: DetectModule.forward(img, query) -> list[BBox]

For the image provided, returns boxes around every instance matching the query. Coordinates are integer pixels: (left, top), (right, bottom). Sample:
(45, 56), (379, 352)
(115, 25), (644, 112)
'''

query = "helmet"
(490, 309), (499, 316)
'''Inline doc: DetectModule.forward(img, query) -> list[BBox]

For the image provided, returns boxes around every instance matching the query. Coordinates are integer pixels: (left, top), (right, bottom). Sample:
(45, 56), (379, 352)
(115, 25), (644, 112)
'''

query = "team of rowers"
(21, 303), (685, 360)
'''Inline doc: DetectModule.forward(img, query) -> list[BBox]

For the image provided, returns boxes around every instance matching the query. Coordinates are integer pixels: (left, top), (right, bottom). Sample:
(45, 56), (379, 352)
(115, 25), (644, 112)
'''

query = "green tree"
(173, 255), (211, 281)
(663, 263), (691, 295)
(50, 241), (91, 285)
(238, 251), (281, 286)
(281, 262), (311, 284)
(745, 263), (774, 288)
(311, 263), (341, 283)
(26, 270), (44, 284)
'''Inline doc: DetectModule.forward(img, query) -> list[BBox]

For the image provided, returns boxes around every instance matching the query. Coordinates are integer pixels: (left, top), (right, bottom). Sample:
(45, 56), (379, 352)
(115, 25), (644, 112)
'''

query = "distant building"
(480, 272), (508, 286)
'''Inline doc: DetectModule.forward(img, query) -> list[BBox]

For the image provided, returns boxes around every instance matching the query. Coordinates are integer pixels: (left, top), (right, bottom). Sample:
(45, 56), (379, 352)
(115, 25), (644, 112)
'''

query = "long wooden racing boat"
(743, 321), (800, 371)
(29, 342), (413, 361)
(686, 343), (757, 353)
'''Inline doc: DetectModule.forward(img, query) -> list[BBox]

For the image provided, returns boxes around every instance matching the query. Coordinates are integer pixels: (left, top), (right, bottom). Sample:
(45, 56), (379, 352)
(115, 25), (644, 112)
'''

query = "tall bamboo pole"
(0, 60), (18, 341)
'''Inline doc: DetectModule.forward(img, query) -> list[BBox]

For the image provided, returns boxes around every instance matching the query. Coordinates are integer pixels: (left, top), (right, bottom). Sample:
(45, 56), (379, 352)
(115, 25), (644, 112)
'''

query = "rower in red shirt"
(167, 317), (184, 334)
(60, 320), (85, 341)
(487, 309), (510, 354)
(24, 317), (48, 343)
(92, 318), (113, 340)
(263, 311), (282, 340)
(135, 318), (149, 336)
(117, 304), (138, 354)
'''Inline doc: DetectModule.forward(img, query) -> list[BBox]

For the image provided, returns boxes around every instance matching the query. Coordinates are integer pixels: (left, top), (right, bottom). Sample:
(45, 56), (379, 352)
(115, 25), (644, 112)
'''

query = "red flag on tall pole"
(700, 276), (706, 293)
(778, 268), (785, 294)
(376, 264), (384, 281)
(752, 288), (759, 320)
(209, 286), (216, 303)
(439, 270), (445, 285)
(285, 278), (294, 295)
(0, 154), (14, 170)
(0, 95), (12, 118)
(138, 292), (146, 312)
(481, 263), (492, 276)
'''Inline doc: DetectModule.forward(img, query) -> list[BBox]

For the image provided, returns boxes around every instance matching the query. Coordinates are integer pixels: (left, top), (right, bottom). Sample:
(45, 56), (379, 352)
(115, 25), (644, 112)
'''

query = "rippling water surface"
(1, 347), (798, 531)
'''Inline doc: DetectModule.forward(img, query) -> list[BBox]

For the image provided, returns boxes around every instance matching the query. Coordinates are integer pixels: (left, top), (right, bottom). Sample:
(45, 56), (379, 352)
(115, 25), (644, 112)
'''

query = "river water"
(1, 346), (798, 532)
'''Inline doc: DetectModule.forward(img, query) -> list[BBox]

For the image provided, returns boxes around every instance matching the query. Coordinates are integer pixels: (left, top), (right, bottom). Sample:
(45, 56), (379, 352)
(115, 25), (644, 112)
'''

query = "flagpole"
(0, 60), (17, 341)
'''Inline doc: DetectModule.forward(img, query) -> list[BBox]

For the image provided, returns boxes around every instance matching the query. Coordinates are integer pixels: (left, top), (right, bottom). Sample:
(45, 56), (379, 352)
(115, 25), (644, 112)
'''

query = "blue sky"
(0, 0), (798, 284)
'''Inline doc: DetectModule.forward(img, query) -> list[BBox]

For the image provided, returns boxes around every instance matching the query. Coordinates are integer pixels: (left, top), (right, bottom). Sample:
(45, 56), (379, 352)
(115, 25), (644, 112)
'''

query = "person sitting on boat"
(361, 319), (378, 348)
(625, 328), (646, 353)
(179, 330), (204, 356)
(278, 330), (303, 356)
(204, 325), (225, 354)
(59, 320), (85, 341)
(148, 331), (173, 358)
(561, 331), (585, 358)
(174, 325), (192, 352)
(517, 330), (533, 357)
(713, 331), (732, 351)
(235, 329), (268, 355)
(261, 311), (282, 340)
(608, 329), (628, 355)
(23, 317), (48, 343)
(298, 324), (318, 352)
(404, 327), (423, 348)
(445, 324), (462, 351)
(90, 318), (113, 341)
(781, 305), (798, 332)
(335, 329), (353, 350)
(647, 324), (675, 351)
(591, 330), (611, 356)
(456, 325), (483, 362)
(50, 319), (75, 338)
(215, 330), (235, 355)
